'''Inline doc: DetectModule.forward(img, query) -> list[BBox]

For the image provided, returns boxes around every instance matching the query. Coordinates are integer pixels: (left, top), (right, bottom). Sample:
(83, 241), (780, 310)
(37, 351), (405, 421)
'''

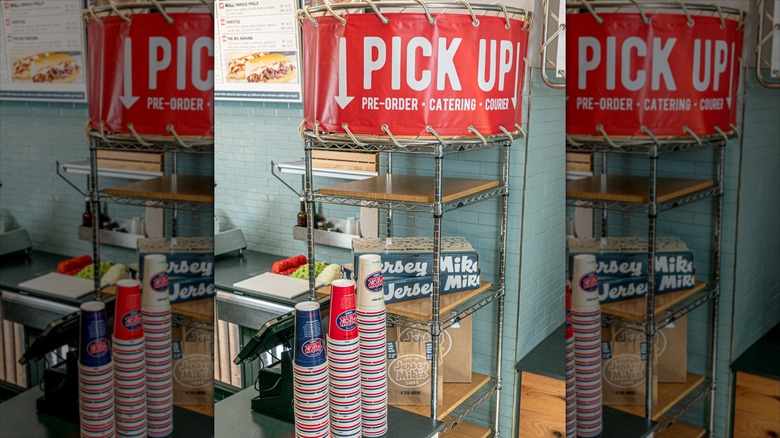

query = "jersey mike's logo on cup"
(122, 310), (142, 331)
(336, 310), (357, 332)
(151, 272), (168, 292)
(365, 271), (383, 292)
(301, 338), (325, 358)
(87, 338), (110, 358)
(580, 271), (598, 292)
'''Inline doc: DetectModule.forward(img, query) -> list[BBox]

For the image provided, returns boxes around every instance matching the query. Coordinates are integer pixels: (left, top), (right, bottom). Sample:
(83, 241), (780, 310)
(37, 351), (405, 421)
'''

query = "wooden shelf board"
(393, 372), (491, 421)
(601, 282), (707, 321)
(609, 372), (705, 421)
(103, 174), (214, 204)
(443, 420), (491, 438)
(566, 175), (714, 204)
(101, 286), (213, 322)
(318, 174), (499, 204)
(657, 419), (706, 438)
(316, 282), (492, 321)
(178, 403), (214, 418)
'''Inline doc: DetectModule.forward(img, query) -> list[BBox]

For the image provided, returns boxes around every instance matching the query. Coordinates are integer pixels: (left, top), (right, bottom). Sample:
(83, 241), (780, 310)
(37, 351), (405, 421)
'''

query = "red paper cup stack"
(565, 282), (576, 438)
(571, 254), (602, 438)
(327, 279), (361, 438)
(142, 254), (173, 438)
(113, 279), (147, 437)
(293, 301), (330, 438)
(356, 254), (388, 437)
(79, 301), (115, 438)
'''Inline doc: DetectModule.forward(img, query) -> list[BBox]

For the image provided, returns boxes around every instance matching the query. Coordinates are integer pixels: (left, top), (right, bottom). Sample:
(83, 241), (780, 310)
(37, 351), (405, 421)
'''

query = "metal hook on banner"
(455, 0), (481, 26)
(324, 2), (347, 24)
(498, 126), (515, 142)
(640, 126), (660, 145)
(313, 121), (328, 144)
(166, 125), (193, 149)
(365, 0), (389, 25)
(579, 0), (604, 24)
(301, 7), (318, 26)
(729, 124), (741, 139)
(297, 120), (307, 138)
(468, 126), (488, 147)
(127, 123), (153, 146)
(110, 3), (132, 24)
(381, 125), (405, 149)
(98, 121), (114, 144)
(709, 3), (725, 29)
(712, 126), (730, 143)
(492, 2), (511, 29)
(342, 123), (368, 146)
(198, 0), (214, 17)
(681, 126), (702, 145)
(83, 119), (92, 139)
(426, 126), (447, 146)
(566, 134), (582, 147)
(515, 124), (525, 139)
(629, 0), (650, 25)
(412, 0), (436, 25)
(150, 0), (175, 24)
(595, 124), (619, 148)
(672, 0), (694, 27)
(87, 6), (103, 26)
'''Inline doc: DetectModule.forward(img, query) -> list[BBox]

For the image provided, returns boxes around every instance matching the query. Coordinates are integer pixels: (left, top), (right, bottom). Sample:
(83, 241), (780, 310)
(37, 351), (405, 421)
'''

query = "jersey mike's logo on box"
(364, 271), (383, 292)
(389, 354), (431, 389)
(151, 272), (168, 292)
(384, 272), (481, 304)
(87, 338), (110, 358)
(301, 338), (325, 358)
(122, 310), (142, 331)
(603, 353), (645, 389)
(599, 273), (696, 304)
(336, 310), (357, 331)
(169, 277), (214, 303)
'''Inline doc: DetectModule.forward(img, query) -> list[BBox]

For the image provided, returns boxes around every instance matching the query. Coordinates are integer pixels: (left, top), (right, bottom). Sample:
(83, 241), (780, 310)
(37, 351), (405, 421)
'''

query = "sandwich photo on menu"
(12, 52), (82, 83)
(226, 52), (297, 83)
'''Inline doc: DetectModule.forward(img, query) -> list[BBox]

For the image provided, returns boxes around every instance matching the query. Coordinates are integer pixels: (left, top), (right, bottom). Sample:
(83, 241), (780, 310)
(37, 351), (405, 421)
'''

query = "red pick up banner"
(302, 14), (529, 137)
(567, 13), (743, 138)
(88, 14), (214, 137)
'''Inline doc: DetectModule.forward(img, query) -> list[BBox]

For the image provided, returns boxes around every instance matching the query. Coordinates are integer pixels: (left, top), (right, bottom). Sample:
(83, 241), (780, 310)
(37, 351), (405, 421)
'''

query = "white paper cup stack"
(356, 255), (388, 437)
(571, 254), (602, 438)
(79, 301), (115, 438)
(141, 254), (173, 438)
(565, 282), (577, 438)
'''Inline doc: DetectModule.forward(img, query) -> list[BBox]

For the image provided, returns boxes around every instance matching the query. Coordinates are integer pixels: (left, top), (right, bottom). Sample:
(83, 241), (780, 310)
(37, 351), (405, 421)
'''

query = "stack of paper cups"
(141, 254), (173, 438)
(293, 301), (330, 438)
(79, 301), (115, 438)
(356, 254), (388, 437)
(327, 280), (361, 438)
(565, 282), (576, 438)
(571, 254), (602, 438)
(113, 279), (147, 437)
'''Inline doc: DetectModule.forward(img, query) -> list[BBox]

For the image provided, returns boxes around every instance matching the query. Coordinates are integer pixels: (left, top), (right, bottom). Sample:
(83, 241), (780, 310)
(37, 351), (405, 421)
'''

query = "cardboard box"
(342, 264), (481, 304)
(172, 322), (214, 406)
(598, 272), (696, 304)
(602, 326), (658, 406)
(611, 316), (687, 383)
(387, 316), (472, 383)
(386, 339), (443, 406)
(352, 236), (479, 277)
(138, 237), (214, 304)
(568, 236), (694, 278)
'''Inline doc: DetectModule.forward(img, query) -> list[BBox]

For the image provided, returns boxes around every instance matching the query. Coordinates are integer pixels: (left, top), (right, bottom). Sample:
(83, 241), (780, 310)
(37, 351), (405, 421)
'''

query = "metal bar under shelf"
(655, 379), (713, 435)
(602, 286), (719, 331)
(87, 131), (214, 154)
(565, 138), (727, 155)
(566, 186), (722, 214)
(312, 186), (509, 213)
(386, 285), (505, 332)
(440, 378), (499, 435)
(302, 136), (507, 155)
(97, 194), (214, 212)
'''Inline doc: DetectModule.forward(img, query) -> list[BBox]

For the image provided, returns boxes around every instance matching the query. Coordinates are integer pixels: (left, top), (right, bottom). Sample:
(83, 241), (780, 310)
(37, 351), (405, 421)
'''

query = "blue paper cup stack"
(293, 301), (330, 438)
(79, 301), (115, 438)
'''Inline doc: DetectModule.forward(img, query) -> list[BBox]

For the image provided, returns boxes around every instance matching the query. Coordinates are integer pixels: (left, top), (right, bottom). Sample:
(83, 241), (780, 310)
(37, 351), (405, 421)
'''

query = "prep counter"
(216, 385), (444, 438)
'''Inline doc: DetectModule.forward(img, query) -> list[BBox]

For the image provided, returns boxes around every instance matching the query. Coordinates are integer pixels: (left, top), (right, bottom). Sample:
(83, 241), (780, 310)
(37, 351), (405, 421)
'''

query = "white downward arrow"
(726, 42), (735, 110)
(511, 42), (521, 109)
(119, 38), (139, 109)
(334, 37), (354, 110)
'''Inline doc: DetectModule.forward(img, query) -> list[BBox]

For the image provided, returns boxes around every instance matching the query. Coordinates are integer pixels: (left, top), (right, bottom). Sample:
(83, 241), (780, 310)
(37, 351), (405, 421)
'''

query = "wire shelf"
(88, 131), (214, 154)
(603, 286), (718, 332)
(566, 186), (721, 213)
(441, 378), (499, 435)
(566, 137), (727, 155)
(656, 379), (713, 435)
(98, 193), (214, 212)
(303, 133), (512, 155)
(387, 285), (505, 332)
(312, 186), (508, 213)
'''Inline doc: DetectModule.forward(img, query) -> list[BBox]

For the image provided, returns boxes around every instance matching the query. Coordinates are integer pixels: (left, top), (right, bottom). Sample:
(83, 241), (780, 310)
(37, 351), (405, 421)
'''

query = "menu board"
(0, 0), (87, 102)
(214, 0), (302, 102)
